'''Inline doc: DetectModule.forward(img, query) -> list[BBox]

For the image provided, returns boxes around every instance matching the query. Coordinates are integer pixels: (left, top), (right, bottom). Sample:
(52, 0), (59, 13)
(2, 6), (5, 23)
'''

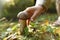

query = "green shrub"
(47, 0), (56, 13)
(1, 0), (56, 19)
(2, 0), (34, 19)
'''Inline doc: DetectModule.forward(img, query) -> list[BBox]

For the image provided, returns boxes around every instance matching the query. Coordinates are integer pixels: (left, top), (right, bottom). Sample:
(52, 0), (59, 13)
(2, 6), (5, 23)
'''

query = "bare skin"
(18, 6), (45, 34)
(24, 6), (44, 21)
(17, 0), (60, 35)
(19, 6), (45, 26)
(53, 0), (60, 26)
(56, 0), (60, 16)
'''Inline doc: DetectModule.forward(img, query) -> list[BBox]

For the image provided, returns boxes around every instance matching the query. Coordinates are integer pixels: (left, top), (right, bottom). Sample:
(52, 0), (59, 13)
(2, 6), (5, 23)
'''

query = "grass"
(0, 13), (59, 40)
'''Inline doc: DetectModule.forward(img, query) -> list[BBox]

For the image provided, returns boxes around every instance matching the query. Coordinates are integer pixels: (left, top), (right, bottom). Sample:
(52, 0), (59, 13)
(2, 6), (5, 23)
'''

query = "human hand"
(30, 18), (34, 22)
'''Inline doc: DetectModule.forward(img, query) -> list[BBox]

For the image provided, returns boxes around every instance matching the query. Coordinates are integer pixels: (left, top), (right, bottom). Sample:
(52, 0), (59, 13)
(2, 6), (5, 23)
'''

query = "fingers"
(30, 18), (34, 22)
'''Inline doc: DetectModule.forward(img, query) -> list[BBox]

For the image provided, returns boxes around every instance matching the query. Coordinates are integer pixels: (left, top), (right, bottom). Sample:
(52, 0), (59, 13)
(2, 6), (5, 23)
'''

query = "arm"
(30, 6), (44, 21)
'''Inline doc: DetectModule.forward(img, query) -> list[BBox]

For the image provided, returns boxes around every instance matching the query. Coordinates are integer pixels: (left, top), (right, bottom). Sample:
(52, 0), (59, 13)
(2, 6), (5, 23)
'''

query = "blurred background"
(0, 0), (59, 40)
(0, 0), (56, 20)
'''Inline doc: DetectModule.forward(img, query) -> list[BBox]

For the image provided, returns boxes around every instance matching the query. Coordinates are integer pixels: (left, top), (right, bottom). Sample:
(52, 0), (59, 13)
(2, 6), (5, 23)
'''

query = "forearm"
(56, 0), (60, 16)
(31, 7), (44, 21)
(31, 11), (40, 20)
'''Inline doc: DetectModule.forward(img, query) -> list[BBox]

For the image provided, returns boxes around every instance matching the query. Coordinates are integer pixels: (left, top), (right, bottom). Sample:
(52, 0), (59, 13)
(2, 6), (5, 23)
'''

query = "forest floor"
(0, 13), (60, 40)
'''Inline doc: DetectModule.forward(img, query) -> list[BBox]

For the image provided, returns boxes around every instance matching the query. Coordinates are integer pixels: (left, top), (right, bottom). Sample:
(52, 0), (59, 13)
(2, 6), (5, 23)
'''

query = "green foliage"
(0, 13), (60, 40)
(2, 0), (34, 19)
(48, 1), (56, 13)
(0, 0), (56, 19)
